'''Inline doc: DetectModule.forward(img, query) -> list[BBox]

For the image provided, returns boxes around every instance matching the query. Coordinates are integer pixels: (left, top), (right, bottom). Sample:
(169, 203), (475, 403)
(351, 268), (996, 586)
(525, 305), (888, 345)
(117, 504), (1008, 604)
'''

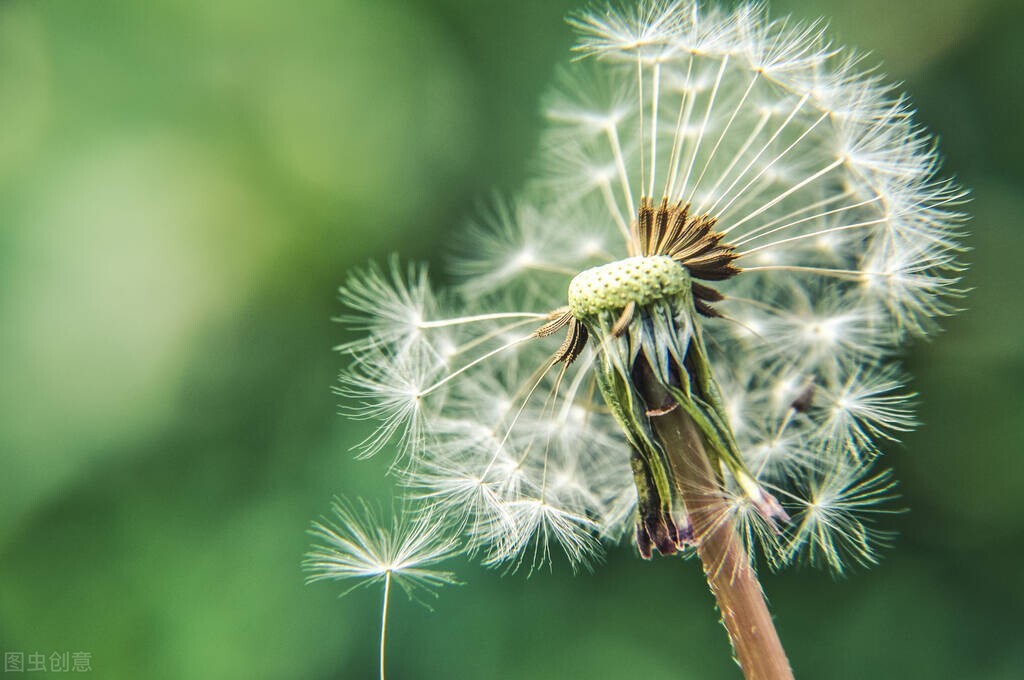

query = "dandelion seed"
(304, 499), (460, 680)
(335, 257), (439, 356)
(815, 366), (918, 451)
(784, 461), (902, 573)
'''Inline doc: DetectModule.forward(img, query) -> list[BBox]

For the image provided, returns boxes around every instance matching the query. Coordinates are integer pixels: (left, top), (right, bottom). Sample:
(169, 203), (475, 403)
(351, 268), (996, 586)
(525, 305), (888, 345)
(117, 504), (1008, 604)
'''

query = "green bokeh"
(1, 0), (1021, 678)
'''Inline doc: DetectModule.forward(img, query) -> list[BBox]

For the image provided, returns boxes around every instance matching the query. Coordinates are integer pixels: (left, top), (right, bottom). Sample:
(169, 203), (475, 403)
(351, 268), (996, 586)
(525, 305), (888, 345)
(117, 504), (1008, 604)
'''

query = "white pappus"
(325, 0), (966, 576)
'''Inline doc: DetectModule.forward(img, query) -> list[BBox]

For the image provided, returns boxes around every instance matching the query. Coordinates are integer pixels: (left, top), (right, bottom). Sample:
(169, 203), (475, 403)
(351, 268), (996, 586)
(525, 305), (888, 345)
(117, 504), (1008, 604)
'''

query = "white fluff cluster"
(335, 0), (965, 573)
(304, 498), (461, 596)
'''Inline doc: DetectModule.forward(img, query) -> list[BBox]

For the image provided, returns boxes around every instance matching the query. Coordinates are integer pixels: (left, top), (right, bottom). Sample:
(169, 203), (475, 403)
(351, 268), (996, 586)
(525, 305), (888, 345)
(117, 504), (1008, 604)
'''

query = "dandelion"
(323, 1), (966, 677)
(304, 499), (460, 679)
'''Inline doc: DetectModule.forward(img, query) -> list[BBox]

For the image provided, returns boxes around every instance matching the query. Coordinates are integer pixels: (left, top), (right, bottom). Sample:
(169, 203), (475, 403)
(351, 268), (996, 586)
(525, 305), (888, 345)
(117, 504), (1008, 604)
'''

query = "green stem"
(639, 370), (794, 680)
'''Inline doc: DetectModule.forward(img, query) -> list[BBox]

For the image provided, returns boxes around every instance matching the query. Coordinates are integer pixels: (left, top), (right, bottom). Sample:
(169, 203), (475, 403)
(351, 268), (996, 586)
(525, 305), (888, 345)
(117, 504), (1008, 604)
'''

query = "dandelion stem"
(380, 570), (392, 680)
(638, 369), (794, 680)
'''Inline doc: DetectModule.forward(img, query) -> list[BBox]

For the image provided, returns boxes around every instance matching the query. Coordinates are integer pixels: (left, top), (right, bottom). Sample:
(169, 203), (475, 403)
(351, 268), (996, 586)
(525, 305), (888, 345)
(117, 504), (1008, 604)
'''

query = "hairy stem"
(640, 373), (794, 680)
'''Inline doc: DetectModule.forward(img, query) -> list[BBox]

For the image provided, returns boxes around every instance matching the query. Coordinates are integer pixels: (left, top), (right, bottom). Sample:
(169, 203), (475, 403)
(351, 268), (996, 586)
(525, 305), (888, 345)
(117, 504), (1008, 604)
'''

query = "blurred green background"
(1, 0), (1022, 678)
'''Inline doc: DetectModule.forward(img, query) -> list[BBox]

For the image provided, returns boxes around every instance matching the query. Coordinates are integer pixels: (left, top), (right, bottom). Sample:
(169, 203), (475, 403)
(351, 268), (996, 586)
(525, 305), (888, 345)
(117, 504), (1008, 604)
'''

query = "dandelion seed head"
(333, 0), (966, 573)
